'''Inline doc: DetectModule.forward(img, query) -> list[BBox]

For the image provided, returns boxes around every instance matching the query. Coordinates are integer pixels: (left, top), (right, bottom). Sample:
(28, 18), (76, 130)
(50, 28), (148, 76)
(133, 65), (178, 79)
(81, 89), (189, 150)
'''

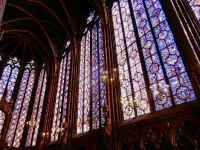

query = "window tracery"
(51, 45), (71, 141)
(26, 66), (47, 146)
(0, 57), (20, 102)
(112, 0), (196, 120)
(6, 60), (35, 147)
(77, 11), (107, 134)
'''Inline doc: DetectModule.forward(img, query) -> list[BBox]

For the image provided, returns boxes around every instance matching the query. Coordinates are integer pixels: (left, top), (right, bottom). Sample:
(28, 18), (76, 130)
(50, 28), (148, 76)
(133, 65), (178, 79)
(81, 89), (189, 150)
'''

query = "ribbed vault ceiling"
(0, 0), (94, 67)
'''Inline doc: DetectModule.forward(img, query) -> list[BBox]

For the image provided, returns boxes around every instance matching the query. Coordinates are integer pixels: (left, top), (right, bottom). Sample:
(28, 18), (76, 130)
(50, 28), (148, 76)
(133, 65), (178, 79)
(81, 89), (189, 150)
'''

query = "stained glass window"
(187, 0), (200, 23)
(77, 11), (107, 134)
(0, 110), (5, 134)
(0, 57), (20, 102)
(6, 60), (35, 148)
(112, 0), (196, 120)
(51, 44), (71, 141)
(26, 66), (47, 146)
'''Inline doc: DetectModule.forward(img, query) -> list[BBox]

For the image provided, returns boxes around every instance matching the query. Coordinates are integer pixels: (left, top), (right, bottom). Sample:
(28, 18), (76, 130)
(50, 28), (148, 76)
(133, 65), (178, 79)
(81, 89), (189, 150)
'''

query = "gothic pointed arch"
(77, 10), (107, 134)
(51, 42), (71, 141)
(25, 65), (47, 146)
(0, 57), (20, 102)
(6, 60), (35, 148)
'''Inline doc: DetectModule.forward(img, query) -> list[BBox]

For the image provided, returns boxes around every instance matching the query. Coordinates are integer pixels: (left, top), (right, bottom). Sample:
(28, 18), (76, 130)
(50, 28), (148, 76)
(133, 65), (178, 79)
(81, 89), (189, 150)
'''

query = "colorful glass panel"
(51, 47), (71, 141)
(112, 1), (150, 120)
(144, 0), (195, 105)
(0, 110), (5, 134)
(26, 67), (47, 146)
(6, 61), (35, 148)
(112, 0), (196, 119)
(0, 57), (20, 102)
(77, 12), (107, 134)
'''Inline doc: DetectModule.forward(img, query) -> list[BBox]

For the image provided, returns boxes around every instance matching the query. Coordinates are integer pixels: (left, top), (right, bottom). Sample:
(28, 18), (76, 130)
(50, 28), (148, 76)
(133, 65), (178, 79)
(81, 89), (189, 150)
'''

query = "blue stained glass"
(131, 0), (195, 111)
(144, 0), (196, 104)
(112, 0), (196, 118)
(112, 0), (150, 120)
(0, 57), (20, 102)
(0, 66), (11, 100)
(77, 13), (107, 133)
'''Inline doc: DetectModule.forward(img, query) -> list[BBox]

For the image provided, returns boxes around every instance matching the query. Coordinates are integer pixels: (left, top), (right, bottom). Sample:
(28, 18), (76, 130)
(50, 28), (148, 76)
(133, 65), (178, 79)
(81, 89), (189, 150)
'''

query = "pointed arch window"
(0, 110), (5, 135)
(6, 60), (35, 148)
(0, 57), (20, 102)
(77, 11), (107, 134)
(112, 0), (196, 120)
(51, 44), (71, 141)
(26, 65), (47, 146)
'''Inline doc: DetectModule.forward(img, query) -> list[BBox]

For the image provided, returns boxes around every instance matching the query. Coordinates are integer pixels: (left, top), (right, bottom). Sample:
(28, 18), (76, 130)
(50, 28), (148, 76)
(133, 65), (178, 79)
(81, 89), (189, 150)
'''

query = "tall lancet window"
(26, 65), (47, 146)
(187, 0), (200, 23)
(6, 60), (35, 147)
(0, 57), (20, 101)
(112, 0), (196, 120)
(51, 43), (71, 141)
(77, 11), (107, 134)
(0, 110), (5, 134)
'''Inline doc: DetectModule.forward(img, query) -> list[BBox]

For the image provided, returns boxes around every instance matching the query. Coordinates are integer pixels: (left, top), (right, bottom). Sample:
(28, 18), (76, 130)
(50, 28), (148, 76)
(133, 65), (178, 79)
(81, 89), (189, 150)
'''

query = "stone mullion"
(47, 73), (59, 139)
(42, 65), (59, 144)
(160, 0), (200, 98)
(12, 70), (31, 147)
(102, 1), (119, 148)
(5, 42), (27, 146)
(67, 52), (76, 137)
(43, 76), (54, 143)
(32, 70), (45, 146)
(106, 10), (117, 125)
(66, 49), (76, 149)
(173, 0), (200, 60)
(67, 37), (81, 150)
(108, 7), (124, 123)
(127, 0), (156, 112)
(36, 71), (52, 147)
(72, 41), (81, 135)
(21, 68), (40, 148)
(181, 0), (200, 34)
(9, 42), (26, 110)
(2, 58), (24, 141)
